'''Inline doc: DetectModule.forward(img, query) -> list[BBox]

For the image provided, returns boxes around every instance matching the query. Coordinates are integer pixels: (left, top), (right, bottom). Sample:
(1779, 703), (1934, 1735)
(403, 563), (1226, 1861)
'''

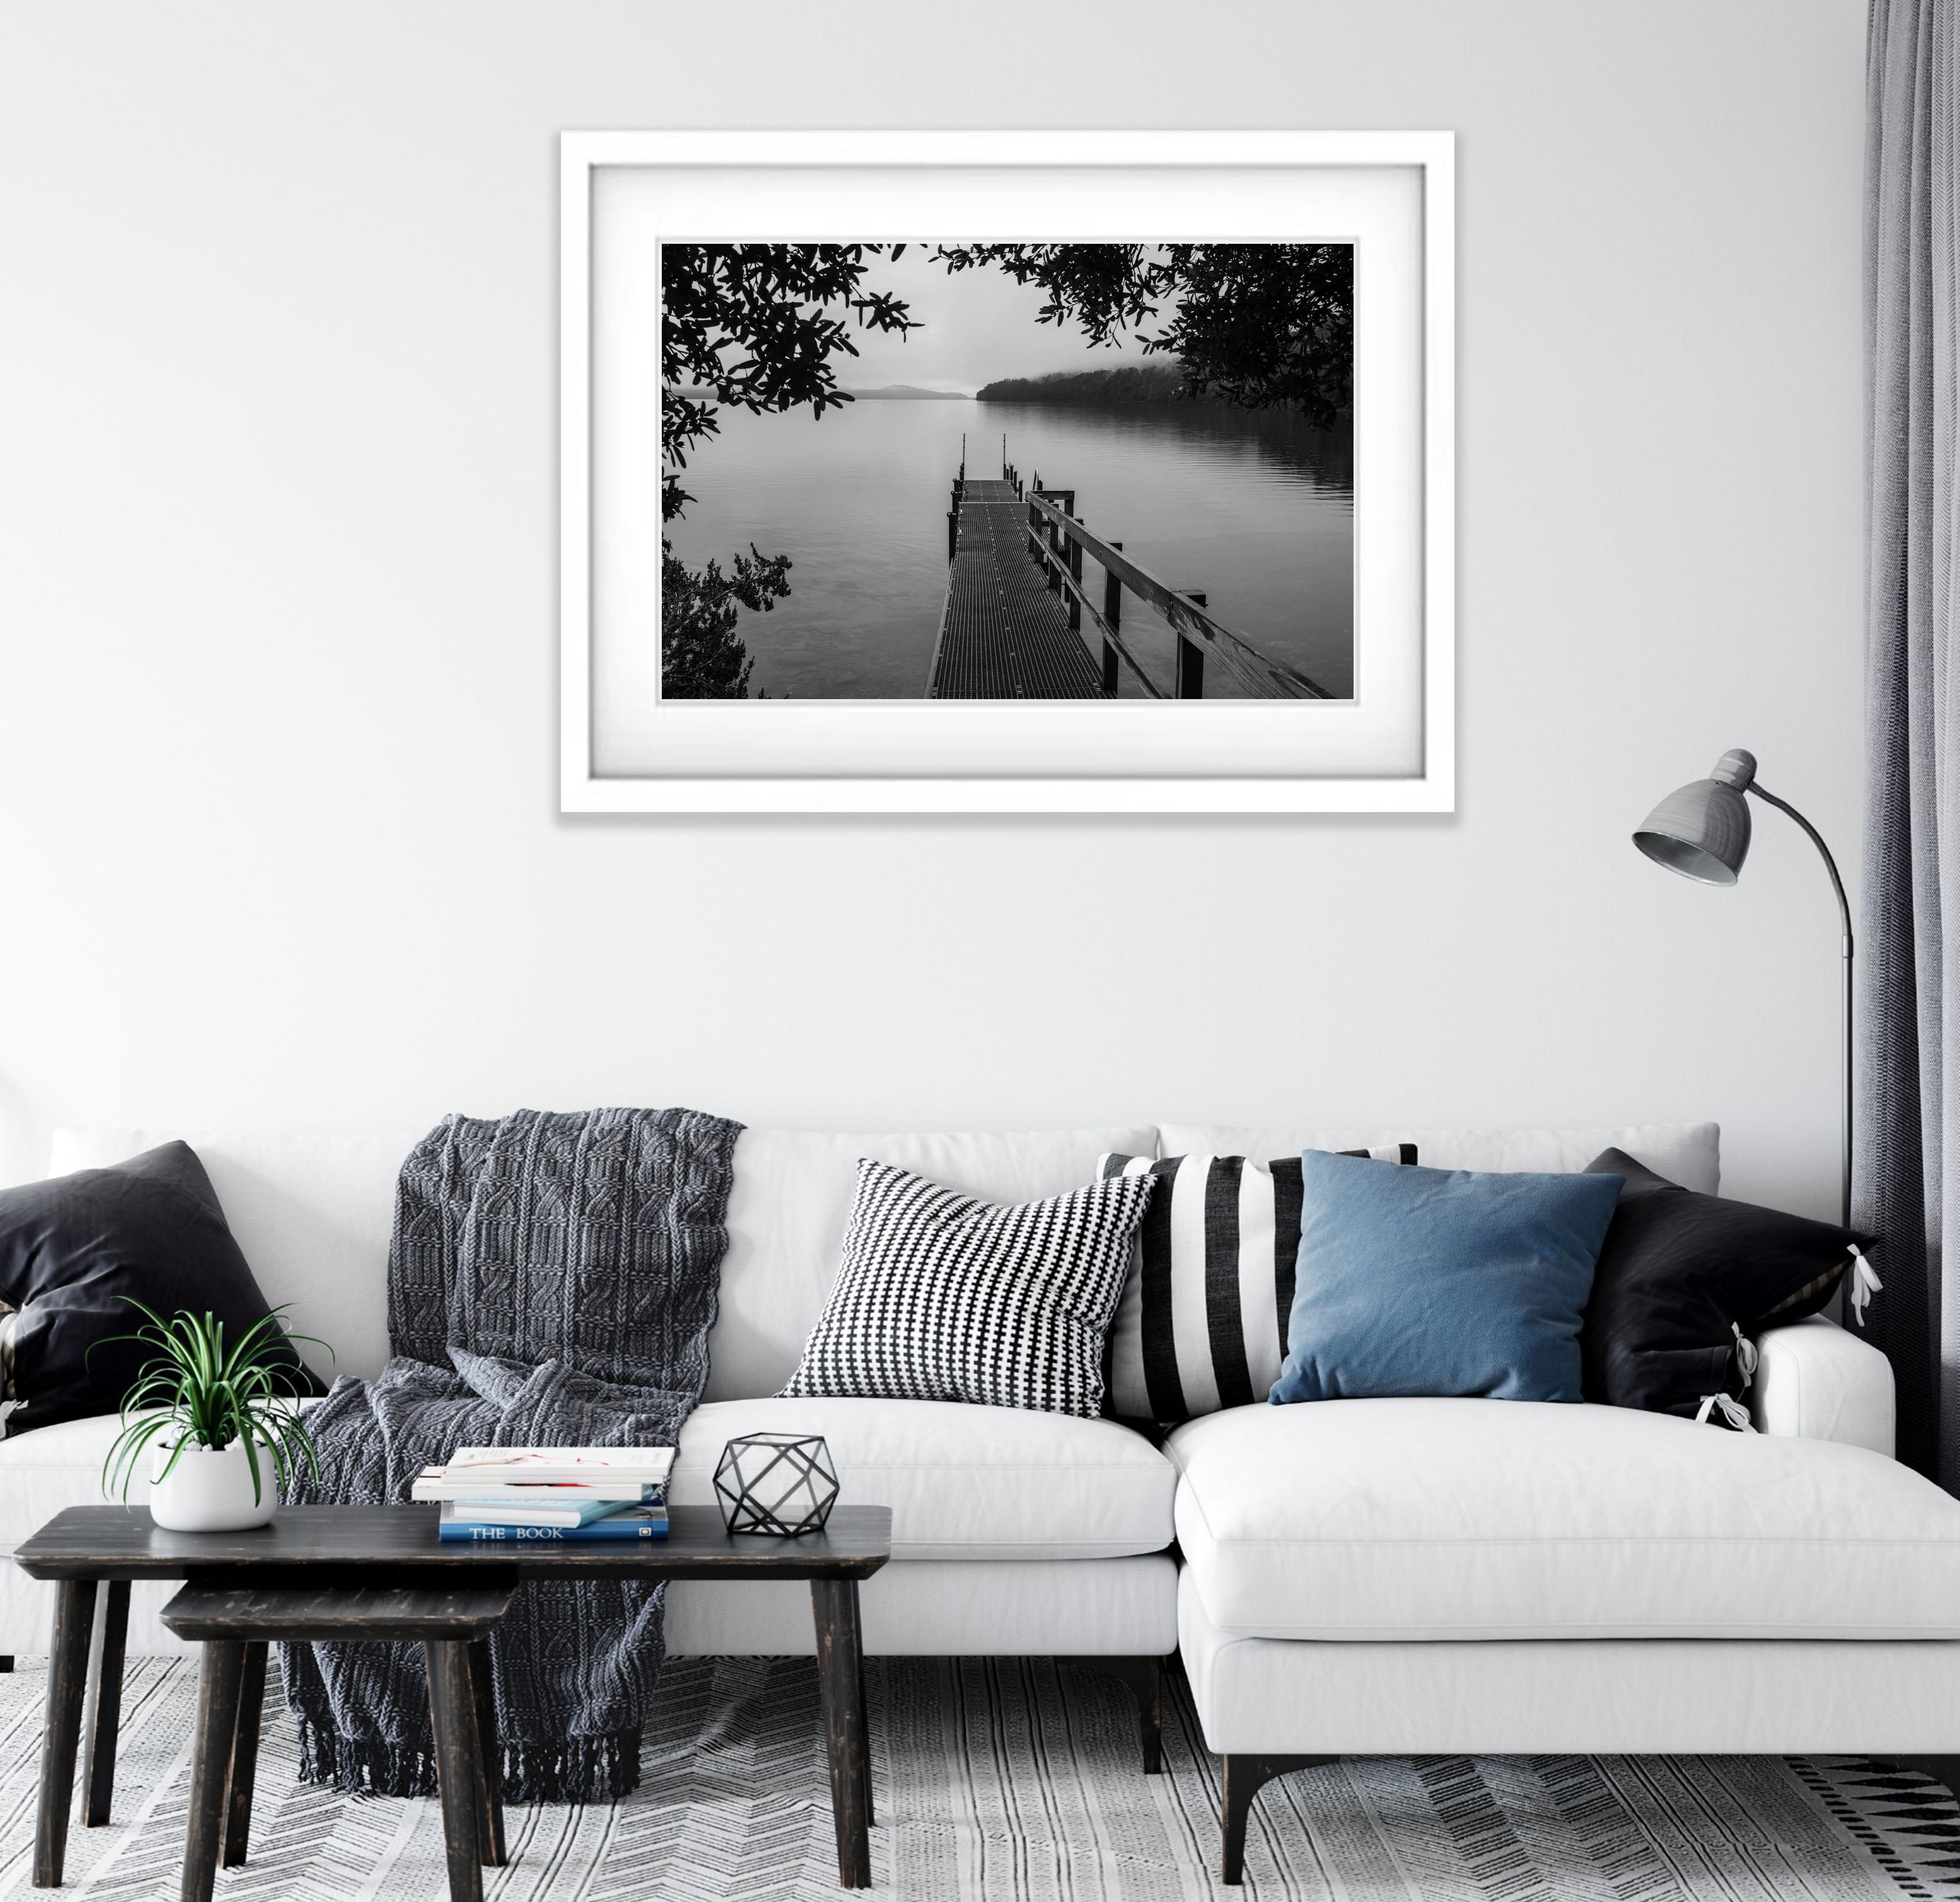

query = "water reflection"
(992, 398), (1353, 488)
(661, 397), (1353, 699)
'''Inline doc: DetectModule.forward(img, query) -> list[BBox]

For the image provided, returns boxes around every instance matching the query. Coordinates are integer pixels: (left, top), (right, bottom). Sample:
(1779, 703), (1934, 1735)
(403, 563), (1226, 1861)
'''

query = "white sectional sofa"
(3, 1117), (1943, 1885)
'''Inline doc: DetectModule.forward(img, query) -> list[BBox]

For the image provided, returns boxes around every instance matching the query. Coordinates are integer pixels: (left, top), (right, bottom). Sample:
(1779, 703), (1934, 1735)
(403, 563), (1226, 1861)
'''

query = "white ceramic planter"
(149, 1437), (277, 1533)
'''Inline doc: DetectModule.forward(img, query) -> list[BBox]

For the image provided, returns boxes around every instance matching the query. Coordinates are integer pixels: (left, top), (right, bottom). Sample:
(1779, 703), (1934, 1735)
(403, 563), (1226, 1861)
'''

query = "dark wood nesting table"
(161, 1572), (520, 1902)
(13, 1503), (892, 1896)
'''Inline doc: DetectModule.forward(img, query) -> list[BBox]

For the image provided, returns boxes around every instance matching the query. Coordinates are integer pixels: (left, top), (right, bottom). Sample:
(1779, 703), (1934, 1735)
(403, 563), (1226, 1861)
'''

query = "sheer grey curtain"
(1859, 0), (1960, 1480)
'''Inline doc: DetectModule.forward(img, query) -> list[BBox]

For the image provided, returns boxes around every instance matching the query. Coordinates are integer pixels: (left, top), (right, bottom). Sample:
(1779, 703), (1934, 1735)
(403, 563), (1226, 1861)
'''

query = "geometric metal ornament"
(713, 1432), (840, 1537)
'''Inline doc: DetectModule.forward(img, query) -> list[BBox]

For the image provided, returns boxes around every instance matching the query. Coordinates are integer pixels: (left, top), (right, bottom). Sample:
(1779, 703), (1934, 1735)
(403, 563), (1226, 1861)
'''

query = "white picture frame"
(560, 130), (1454, 814)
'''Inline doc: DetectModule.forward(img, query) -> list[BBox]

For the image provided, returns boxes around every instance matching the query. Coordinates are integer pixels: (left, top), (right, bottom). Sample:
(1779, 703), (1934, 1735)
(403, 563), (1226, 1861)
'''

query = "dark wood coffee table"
(13, 1503), (892, 1892)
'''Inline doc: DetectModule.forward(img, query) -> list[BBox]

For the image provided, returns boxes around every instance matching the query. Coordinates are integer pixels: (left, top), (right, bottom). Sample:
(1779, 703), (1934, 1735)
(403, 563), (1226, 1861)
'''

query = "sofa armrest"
(1750, 1314), (1895, 1456)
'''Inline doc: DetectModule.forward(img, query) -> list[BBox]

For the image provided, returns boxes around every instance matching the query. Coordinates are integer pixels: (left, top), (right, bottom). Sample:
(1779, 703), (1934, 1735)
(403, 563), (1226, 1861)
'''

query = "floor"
(0, 1654), (1953, 1900)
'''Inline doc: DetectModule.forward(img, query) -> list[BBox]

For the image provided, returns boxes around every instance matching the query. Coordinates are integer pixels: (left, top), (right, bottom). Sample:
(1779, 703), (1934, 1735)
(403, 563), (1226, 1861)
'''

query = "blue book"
(438, 1503), (669, 1542)
(447, 1495), (634, 1529)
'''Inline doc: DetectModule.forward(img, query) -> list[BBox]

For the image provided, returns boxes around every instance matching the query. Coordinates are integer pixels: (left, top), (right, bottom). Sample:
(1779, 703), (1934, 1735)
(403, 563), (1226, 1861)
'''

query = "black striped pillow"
(1097, 1147), (1417, 1424)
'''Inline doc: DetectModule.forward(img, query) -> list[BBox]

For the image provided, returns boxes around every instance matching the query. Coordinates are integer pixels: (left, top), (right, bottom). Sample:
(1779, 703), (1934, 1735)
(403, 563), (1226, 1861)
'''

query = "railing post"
(1175, 591), (1209, 699)
(948, 509), (958, 564)
(1066, 524), (1083, 633)
(1101, 541), (1123, 696)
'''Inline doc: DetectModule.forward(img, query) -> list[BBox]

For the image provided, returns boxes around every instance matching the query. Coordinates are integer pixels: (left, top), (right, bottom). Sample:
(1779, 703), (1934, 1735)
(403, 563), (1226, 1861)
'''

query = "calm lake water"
(663, 397), (1354, 699)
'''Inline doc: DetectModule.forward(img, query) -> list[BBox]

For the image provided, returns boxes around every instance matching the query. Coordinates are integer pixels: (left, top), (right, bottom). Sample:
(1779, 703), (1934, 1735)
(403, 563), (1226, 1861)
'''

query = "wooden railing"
(1004, 464), (1333, 701)
(945, 436), (968, 563)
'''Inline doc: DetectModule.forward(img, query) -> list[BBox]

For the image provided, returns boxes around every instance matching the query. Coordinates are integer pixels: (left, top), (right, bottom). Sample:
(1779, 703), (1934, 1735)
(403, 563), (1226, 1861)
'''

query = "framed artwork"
(560, 131), (1453, 813)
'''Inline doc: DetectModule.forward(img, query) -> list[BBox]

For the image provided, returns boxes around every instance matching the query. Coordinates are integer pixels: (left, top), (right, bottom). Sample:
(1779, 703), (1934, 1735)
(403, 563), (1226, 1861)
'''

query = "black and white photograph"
(659, 241), (1355, 703)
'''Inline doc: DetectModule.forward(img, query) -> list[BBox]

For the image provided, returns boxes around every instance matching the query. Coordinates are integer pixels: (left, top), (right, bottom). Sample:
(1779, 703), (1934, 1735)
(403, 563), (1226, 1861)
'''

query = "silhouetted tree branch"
(931, 243), (1351, 427)
(659, 245), (919, 697)
(659, 543), (790, 699)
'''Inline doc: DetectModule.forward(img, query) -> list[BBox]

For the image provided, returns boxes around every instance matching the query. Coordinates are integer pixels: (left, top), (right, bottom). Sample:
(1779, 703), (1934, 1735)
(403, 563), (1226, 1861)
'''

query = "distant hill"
(975, 363), (1188, 405)
(668, 383), (970, 402)
(842, 384), (973, 400)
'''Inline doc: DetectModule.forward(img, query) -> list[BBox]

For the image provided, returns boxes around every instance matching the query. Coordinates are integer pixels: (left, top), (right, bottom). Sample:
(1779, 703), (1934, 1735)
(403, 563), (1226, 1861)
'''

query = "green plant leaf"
(97, 1299), (328, 1507)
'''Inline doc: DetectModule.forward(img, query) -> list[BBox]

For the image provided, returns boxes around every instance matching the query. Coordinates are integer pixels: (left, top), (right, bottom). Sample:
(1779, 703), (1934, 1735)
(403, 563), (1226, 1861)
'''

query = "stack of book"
(412, 1447), (674, 1542)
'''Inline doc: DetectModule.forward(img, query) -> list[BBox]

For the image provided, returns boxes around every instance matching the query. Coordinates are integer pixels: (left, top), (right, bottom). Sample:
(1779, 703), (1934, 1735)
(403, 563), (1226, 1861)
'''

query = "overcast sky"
(815, 246), (1156, 392)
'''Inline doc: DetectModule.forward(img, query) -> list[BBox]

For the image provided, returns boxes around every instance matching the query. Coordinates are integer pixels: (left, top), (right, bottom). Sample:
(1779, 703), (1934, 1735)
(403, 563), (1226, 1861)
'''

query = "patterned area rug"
(0, 1653), (1955, 1900)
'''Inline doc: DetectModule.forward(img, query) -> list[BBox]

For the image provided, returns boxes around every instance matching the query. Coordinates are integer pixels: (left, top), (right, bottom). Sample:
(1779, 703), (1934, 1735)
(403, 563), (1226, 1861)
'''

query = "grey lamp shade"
(1632, 748), (1757, 885)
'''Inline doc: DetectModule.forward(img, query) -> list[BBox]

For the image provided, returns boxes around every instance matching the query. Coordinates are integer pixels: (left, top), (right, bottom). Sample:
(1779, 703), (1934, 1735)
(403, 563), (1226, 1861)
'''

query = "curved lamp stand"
(1633, 748), (1854, 1228)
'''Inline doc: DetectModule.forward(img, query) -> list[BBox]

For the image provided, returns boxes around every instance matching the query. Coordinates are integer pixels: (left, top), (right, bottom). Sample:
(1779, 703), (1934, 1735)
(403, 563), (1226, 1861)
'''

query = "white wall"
(0, 1), (1867, 1217)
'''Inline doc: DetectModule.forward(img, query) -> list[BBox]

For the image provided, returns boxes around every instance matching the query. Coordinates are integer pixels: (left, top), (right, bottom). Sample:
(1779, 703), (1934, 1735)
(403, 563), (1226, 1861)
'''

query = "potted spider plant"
(101, 1303), (327, 1533)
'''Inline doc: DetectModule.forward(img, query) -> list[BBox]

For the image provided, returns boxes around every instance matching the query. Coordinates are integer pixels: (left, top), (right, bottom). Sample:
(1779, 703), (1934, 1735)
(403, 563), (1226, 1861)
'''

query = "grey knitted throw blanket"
(281, 1106), (743, 1803)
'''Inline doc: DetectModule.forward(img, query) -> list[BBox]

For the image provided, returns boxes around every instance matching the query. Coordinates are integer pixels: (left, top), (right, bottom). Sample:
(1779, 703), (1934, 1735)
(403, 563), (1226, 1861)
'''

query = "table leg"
(464, 1637), (506, 1866)
(35, 1575), (97, 1888)
(424, 1640), (485, 1902)
(81, 1580), (130, 1826)
(811, 1579), (872, 1889)
(856, 1641), (874, 1829)
(181, 1643), (247, 1902)
(221, 1642), (268, 1867)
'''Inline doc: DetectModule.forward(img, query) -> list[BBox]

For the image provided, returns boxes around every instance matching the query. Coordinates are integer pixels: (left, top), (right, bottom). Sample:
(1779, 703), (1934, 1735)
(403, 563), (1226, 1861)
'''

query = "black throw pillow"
(0, 1142), (322, 1436)
(1579, 1146), (1875, 1420)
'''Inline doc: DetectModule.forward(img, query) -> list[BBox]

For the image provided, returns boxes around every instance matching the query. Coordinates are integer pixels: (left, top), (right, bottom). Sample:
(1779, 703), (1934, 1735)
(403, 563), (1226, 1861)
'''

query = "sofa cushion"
(709, 1127), (1156, 1399)
(1268, 1153), (1624, 1406)
(1, 1142), (323, 1435)
(48, 1128), (421, 1383)
(46, 1125), (1160, 1399)
(0, 1411), (149, 1556)
(1581, 1148), (1873, 1419)
(780, 1161), (1155, 1418)
(672, 1395), (1175, 1560)
(1170, 1397), (1960, 1639)
(1753, 1315), (1895, 1454)
(1097, 1146), (1417, 1424)
(1, 1392), (1178, 1567)
(1163, 1123), (1720, 1194)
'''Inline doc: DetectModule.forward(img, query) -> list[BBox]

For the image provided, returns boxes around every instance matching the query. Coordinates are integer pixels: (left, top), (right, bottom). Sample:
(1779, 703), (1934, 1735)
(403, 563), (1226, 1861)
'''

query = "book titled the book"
(436, 1501), (670, 1543)
(447, 1495), (635, 1529)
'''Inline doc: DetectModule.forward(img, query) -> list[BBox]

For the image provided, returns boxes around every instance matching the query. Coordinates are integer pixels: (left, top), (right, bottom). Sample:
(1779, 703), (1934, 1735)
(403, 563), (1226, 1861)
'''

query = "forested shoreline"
(975, 363), (1189, 403)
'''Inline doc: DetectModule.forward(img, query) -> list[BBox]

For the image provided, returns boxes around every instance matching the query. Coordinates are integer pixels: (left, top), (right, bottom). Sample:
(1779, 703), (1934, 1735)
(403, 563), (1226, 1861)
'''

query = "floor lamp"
(1631, 748), (1856, 1231)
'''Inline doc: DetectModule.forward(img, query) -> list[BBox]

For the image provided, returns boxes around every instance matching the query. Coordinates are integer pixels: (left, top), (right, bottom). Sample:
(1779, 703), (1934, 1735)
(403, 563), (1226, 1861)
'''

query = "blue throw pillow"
(1269, 1150), (1624, 1405)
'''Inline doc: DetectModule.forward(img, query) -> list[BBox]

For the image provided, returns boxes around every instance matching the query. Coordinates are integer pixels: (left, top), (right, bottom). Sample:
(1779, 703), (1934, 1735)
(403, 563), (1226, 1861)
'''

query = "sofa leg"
(1062, 1656), (1167, 1773)
(1222, 1753), (1338, 1885)
(1876, 1755), (1960, 1801)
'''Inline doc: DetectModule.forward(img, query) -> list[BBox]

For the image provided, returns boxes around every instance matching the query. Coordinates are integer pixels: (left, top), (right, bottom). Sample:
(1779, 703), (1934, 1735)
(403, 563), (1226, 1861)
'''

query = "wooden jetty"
(925, 452), (1334, 701)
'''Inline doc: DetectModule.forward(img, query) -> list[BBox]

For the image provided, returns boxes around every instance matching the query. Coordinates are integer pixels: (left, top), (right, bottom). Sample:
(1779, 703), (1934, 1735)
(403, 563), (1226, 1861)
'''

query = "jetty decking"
(926, 478), (1103, 699)
(924, 459), (1336, 701)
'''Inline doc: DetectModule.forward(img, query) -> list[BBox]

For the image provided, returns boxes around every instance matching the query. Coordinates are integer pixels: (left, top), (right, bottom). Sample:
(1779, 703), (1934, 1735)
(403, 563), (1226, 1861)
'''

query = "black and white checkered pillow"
(1098, 1146), (1418, 1424)
(780, 1159), (1158, 1417)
